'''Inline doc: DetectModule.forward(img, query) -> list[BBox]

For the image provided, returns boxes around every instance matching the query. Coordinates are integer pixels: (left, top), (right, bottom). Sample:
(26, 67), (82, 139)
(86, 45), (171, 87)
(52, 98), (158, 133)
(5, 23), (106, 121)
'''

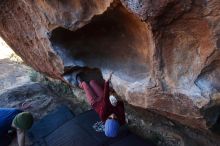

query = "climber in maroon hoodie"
(77, 72), (126, 137)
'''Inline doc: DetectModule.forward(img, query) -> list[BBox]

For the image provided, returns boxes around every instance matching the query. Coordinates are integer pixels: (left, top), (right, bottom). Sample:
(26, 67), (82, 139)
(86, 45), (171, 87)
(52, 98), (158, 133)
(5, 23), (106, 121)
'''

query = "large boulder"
(0, 59), (31, 93)
(0, 0), (220, 135)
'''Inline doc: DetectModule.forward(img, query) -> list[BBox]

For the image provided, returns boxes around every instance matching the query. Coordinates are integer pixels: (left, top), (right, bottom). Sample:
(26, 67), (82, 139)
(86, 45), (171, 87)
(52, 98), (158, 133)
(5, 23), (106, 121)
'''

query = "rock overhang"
(0, 0), (220, 132)
(49, 5), (153, 82)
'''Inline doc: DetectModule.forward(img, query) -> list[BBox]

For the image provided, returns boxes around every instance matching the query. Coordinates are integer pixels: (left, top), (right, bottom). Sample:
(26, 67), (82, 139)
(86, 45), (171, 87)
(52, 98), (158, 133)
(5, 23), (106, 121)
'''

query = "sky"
(0, 36), (14, 59)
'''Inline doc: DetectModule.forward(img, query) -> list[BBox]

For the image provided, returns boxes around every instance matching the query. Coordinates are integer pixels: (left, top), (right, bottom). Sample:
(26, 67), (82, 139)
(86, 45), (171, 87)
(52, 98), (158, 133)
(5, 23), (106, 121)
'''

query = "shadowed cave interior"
(195, 60), (220, 133)
(211, 116), (220, 134)
(49, 5), (152, 82)
(202, 104), (220, 134)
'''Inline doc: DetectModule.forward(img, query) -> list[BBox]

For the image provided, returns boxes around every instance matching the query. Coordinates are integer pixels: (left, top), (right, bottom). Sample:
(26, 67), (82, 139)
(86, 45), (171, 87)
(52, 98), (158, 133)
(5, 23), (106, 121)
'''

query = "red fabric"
(81, 81), (100, 105)
(81, 80), (126, 126)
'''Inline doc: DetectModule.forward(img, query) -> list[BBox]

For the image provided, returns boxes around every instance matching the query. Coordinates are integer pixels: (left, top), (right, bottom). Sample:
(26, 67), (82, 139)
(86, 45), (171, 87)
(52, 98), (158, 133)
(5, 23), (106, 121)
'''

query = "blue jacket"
(0, 108), (22, 136)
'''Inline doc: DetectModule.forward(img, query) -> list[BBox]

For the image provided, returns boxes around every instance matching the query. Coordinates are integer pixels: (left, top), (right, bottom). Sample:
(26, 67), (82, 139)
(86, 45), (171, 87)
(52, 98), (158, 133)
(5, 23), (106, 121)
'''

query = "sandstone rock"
(0, 83), (50, 102)
(120, 0), (192, 27)
(1, 0), (220, 138)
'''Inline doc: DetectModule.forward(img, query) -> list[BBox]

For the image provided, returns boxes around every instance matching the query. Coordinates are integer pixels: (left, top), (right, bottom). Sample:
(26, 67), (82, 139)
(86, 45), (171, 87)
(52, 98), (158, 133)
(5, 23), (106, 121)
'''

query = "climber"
(77, 72), (126, 137)
(0, 108), (33, 146)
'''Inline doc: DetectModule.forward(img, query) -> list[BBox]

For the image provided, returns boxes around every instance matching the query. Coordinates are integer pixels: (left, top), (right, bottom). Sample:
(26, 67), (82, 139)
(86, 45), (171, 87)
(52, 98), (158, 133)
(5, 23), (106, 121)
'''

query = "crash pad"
(28, 106), (75, 143)
(28, 106), (156, 146)
(45, 119), (100, 146)
(71, 110), (130, 145)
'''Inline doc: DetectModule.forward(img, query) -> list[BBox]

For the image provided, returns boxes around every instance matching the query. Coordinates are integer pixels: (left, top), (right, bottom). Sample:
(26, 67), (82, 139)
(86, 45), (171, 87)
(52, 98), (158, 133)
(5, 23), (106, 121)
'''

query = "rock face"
(0, 59), (31, 92)
(0, 0), (220, 137)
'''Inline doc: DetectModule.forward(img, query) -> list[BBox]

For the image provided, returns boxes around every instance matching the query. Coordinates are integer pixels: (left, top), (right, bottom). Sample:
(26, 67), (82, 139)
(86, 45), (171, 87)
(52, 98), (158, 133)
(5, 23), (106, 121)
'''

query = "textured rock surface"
(0, 59), (31, 92)
(0, 0), (220, 140)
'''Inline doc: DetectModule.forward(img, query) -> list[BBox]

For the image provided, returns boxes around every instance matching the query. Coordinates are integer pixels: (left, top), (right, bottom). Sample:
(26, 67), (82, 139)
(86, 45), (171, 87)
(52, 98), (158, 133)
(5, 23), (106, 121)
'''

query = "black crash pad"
(44, 119), (100, 146)
(71, 110), (130, 145)
(29, 107), (155, 146)
(28, 105), (75, 144)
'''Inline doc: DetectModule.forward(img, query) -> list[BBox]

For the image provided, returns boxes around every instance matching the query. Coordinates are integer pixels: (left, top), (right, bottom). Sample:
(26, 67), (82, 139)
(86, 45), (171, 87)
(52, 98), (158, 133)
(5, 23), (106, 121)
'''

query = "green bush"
(45, 79), (73, 97)
(29, 70), (74, 97)
(29, 70), (40, 82)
